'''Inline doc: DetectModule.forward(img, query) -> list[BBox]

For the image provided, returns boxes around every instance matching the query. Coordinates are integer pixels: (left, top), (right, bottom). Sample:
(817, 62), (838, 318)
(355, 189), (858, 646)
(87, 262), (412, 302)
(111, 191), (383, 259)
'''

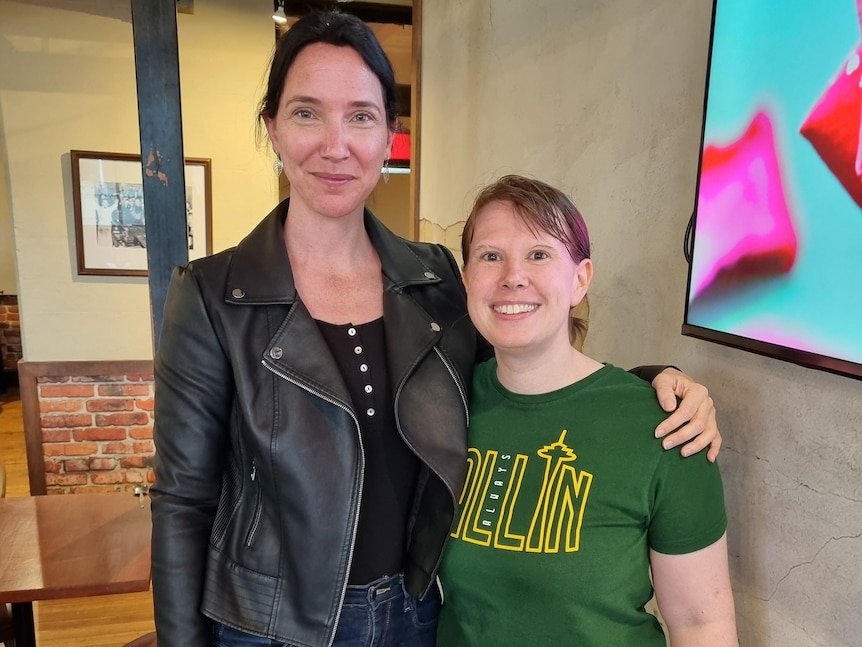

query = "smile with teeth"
(493, 303), (538, 315)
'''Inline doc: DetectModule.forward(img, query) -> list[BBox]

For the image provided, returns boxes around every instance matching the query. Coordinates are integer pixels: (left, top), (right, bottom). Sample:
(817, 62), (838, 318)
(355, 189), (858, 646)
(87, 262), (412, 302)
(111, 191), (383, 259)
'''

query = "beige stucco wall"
(420, 2), (862, 646)
(0, 0), (276, 361)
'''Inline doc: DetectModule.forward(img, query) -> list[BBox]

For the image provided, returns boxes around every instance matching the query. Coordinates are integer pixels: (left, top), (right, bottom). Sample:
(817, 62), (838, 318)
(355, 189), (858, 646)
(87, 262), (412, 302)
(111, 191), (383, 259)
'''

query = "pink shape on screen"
(692, 110), (798, 299)
(800, 43), (862, 209)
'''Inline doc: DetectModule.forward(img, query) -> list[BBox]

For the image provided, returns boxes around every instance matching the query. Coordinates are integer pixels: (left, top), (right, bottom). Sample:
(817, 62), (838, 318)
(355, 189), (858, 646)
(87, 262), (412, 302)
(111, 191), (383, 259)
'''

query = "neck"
(494, 345), (604, 395)
(284, 203), (373, 271)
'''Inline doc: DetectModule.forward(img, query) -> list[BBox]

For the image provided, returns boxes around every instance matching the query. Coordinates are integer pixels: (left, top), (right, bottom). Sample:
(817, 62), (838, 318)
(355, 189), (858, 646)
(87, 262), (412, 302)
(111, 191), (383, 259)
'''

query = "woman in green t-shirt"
(437, 175), (737, 646)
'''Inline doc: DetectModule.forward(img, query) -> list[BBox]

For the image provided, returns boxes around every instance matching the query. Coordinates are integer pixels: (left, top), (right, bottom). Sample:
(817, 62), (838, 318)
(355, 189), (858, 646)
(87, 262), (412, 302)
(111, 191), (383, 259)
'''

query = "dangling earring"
(382, 158), (390, 184)
(274, 156), (283, 177)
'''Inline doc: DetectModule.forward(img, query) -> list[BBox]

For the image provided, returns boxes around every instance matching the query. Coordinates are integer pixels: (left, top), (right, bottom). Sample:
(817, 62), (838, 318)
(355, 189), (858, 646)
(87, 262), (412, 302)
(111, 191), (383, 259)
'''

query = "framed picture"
(71, 150), (212, 277)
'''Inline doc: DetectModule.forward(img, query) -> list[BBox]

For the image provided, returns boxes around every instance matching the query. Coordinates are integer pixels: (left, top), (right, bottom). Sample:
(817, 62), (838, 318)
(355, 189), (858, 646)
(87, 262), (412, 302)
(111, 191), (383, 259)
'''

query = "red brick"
(89, 457), (118, 471)
(74, 427), (128, 441)
(39, 399), (85, 413)
(103, 441), (136, 454)
(64, 458), (90, 472)
(99, 384), (151, 397)
(41, 413), (93, 428)
(77, 485), (122, 494)
(124, 471), (146, 484)
(40, 384), (94, 397)
(128, 426), (154, 440)
(120, 455), (153, 469)
(73, 375), (124, 383)
(43, 460), (62, 474)
(133, 441), (155, 454)
(87, 398), (134, 412)
(43, 442), (99, 457)
(38, 376), (70, 384)
(135, 397), (155, 411)
(147, 469), (155, 483)
(46, 473), (88, 486)
(42, 429), (71, 442)
(95, 412), (149, 426)
(91, 472), (128, 485)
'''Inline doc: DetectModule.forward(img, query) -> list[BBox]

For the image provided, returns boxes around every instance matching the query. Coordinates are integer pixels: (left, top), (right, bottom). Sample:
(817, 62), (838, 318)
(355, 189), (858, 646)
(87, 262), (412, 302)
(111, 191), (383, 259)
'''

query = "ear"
(571, 258), (593, 307)
(263, 115), (281, 151)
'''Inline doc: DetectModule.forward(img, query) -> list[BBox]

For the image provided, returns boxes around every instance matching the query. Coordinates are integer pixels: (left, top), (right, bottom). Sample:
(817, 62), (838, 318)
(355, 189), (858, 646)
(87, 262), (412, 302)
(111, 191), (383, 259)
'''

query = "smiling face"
(463, 200), (592, 362)
(264, 42), (394, 221)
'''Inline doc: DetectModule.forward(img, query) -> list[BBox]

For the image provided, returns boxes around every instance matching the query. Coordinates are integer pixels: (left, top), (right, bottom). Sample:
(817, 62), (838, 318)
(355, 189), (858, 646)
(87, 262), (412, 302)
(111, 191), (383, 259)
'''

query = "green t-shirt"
(436, 362), (727, 646)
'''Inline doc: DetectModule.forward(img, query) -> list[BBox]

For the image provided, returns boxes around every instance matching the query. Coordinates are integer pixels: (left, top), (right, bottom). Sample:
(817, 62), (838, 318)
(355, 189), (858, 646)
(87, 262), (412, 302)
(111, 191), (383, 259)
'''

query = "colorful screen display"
(683, 0), (862, 380)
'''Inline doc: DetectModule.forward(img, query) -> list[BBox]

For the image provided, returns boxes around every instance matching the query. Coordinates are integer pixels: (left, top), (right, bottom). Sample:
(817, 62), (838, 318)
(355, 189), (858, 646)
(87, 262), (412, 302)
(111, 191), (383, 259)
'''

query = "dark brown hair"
(258, 11), (399, 130)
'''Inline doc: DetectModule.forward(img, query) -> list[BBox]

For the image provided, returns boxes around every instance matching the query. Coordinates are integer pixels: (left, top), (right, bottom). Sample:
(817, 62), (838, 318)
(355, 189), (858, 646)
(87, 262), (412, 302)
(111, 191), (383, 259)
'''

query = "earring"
(382, 159), (390, 184)
(274, 156), (283, 177)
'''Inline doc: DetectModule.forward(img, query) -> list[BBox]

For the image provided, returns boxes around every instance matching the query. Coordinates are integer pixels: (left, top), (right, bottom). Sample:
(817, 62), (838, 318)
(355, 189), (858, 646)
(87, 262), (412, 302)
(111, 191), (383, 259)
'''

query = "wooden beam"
(130, 0), (188, 352)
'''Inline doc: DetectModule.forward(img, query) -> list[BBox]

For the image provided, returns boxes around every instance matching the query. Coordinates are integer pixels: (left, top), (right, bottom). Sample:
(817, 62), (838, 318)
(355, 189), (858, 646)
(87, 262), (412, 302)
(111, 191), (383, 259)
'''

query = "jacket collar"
(224, 199), (442, 305)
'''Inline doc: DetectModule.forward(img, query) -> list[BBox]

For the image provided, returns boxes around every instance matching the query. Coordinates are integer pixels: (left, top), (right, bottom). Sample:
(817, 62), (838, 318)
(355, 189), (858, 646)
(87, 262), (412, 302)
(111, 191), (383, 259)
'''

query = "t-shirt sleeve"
(647, 448), (728, 555)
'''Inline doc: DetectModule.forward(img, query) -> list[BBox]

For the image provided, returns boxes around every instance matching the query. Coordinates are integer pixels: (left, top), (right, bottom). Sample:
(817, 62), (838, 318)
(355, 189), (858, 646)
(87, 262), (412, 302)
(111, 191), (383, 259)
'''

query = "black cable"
(683, 210), (695, 264)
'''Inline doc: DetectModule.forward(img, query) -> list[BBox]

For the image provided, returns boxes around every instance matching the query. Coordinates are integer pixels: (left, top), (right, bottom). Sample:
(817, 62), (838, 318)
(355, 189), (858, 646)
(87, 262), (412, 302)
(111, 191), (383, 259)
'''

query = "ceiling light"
(272, 1), (287, 25)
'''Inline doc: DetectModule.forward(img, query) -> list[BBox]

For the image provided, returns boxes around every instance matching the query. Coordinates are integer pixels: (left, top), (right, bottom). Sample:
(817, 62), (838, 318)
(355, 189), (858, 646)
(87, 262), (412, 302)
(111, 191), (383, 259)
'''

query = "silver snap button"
(269, 347), (283, 360)
(353, 346), (362, 355)
(348, 327), (357, 336)
(360, 364), (369, 372)
(366, 408), (375, 416)
(430, 322), (441, 332)
(424, 271), (436, 280)
(364, 385), (373, 393)
(231, 288), (245, 299)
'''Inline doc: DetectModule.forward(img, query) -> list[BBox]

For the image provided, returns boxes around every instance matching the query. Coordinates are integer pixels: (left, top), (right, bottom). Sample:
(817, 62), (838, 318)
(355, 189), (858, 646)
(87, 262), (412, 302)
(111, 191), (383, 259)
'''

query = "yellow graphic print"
(451, 430), (593, 553)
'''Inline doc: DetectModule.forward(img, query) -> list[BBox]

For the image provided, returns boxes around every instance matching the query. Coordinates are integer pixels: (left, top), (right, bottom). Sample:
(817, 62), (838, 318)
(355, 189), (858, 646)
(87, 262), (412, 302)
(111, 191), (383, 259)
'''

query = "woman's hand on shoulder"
(652, 367), (721, 462)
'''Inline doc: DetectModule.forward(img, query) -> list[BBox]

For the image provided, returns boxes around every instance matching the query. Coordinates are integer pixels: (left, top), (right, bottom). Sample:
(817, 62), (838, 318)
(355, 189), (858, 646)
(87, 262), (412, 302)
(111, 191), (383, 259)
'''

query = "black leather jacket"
(151, 202), (479, 647)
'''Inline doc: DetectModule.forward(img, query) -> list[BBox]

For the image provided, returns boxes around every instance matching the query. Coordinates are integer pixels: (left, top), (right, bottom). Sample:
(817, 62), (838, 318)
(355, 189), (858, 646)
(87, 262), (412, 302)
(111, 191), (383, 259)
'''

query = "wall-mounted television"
(683, 0), (862, 381)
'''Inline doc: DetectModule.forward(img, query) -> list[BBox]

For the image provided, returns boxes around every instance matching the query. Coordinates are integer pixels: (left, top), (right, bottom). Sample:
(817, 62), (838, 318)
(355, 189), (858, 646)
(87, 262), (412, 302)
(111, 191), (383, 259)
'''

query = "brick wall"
(0, 294), (22, 371)
(37, 371), (155, 494)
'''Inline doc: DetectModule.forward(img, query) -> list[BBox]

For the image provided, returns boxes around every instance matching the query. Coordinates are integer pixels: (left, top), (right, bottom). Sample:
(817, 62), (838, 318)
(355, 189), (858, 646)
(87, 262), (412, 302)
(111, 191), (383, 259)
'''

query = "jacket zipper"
(245, 459), (263, 547)
(261, 358), (364, 647)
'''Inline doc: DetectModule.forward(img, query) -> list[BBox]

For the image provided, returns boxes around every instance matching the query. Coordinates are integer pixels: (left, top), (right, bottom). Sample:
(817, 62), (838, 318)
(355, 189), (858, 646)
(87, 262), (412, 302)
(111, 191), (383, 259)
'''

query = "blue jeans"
(212, 573), (440, 647)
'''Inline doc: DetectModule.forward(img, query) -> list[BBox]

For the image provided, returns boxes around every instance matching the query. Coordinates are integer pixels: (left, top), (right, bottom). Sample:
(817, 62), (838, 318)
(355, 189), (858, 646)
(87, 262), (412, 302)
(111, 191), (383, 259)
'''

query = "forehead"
(283, 42), (383, 99)
(471, 201), (553, 242)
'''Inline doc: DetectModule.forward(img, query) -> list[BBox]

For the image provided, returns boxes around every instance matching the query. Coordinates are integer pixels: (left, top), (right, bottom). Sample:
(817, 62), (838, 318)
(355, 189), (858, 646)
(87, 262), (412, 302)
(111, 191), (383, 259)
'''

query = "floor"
(1, 379), (157, 647)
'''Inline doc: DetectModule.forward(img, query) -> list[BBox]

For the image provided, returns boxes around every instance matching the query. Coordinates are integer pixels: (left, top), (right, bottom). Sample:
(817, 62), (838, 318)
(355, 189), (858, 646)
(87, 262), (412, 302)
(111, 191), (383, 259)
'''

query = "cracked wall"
(421, 1), (862, 644)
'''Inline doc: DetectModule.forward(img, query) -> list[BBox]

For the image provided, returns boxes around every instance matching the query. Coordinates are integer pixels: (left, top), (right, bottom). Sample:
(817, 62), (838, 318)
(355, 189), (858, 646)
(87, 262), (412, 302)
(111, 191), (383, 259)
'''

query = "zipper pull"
(250, 461), (257, 481)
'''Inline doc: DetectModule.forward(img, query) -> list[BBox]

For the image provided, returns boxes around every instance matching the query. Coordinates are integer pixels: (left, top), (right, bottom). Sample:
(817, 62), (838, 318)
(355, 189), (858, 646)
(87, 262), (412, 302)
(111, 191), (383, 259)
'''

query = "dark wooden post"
(130, 0), (188, 352)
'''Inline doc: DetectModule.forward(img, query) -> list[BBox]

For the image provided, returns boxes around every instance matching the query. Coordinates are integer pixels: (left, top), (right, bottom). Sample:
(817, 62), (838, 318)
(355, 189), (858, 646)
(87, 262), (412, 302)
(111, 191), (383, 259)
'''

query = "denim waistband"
(343, 573), (405, 606)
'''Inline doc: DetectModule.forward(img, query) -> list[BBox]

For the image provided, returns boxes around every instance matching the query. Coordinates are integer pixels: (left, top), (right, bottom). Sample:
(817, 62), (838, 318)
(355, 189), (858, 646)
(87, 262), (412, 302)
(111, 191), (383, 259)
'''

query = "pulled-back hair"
(258, 10), (399, 129)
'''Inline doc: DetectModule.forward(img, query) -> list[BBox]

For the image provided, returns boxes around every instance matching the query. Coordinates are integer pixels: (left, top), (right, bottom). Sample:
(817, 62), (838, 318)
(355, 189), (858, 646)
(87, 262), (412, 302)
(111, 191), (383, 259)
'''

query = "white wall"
(420, 2), (862, 645)
(0, 0), (277, 361)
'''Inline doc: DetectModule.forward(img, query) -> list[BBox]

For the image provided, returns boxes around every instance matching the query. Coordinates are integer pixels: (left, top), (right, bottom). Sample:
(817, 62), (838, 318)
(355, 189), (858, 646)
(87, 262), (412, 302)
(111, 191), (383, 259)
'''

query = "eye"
(353, 112), (373, 123)
(294, 109), (315, 120)
(480, 251), (502, 262)
(529, 250), (550, 261)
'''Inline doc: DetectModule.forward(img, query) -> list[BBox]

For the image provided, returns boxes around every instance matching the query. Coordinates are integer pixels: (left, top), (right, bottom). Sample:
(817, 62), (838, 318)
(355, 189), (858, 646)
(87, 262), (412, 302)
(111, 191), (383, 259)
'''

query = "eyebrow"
(283, 95), (383, 111)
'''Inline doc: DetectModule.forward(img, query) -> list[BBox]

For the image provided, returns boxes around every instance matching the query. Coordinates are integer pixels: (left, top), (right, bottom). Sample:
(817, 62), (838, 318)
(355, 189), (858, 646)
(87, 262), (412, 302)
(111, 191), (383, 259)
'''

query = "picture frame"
(71, 150), (212, 277)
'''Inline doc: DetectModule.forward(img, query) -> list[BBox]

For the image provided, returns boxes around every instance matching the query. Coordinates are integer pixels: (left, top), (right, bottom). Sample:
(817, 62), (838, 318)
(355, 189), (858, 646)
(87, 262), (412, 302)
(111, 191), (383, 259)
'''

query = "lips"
(493, 303), (538, 315)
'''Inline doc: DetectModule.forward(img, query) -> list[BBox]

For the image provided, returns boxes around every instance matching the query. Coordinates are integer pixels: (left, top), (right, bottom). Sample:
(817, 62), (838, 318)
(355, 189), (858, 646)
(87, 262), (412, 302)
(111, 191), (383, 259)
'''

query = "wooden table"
(0, 492), (152, 647)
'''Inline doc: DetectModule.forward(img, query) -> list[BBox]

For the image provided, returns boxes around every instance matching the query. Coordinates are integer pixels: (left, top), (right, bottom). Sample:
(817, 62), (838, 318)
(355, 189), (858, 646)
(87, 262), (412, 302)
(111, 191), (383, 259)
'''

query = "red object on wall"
(391, 132), (410, 162)
(800, 44), (862, 209)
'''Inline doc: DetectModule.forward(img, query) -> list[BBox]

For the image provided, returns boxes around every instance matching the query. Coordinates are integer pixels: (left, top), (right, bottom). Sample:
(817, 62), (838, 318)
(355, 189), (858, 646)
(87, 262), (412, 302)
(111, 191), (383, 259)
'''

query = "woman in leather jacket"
(150, 10), (721, 647)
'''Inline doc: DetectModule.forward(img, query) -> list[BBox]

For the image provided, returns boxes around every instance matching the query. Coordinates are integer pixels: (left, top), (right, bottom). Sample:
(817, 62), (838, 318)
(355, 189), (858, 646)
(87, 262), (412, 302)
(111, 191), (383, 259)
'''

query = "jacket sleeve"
(628, 365), (676, 383)
(151, 264), (234, 646)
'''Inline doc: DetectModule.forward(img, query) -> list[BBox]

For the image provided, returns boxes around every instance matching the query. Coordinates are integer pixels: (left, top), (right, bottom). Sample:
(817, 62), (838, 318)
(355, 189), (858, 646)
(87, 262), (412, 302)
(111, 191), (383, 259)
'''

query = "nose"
(501, 258), (527, 289)
(321, 121), (349, 160)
